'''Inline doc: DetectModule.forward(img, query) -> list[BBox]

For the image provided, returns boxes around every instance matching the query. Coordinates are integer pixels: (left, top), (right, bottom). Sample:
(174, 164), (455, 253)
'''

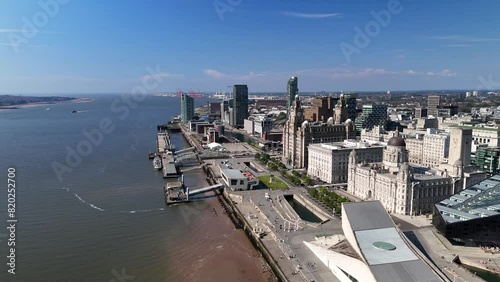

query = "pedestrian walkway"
(391, 213), (433, 227)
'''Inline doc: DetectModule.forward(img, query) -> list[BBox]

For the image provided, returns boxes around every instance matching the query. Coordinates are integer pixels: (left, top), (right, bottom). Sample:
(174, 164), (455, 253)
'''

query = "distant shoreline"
(0, 97), (94, 112)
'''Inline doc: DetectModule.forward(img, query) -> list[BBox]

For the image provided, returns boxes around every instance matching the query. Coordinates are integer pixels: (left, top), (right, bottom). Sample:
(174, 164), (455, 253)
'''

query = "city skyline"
(1, 0), (500, 94)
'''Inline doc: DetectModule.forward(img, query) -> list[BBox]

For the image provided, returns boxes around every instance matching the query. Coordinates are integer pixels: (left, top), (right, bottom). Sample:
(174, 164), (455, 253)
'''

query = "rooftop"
(343, 201), (394, 231)
(341, 201), (443, 282)
(309, 140), (385, 151)
(220, 168), (247, 179)
(436, 173), (500, 223)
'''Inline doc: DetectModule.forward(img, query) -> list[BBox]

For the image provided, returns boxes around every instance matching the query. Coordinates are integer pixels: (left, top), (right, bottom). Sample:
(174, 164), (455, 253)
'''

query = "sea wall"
(221, 189), (288, 282)
(294, 193), (332, 222)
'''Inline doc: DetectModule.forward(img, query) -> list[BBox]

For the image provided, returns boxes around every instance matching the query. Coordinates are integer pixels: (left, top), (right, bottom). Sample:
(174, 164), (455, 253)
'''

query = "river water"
(0, 94), (272, 282)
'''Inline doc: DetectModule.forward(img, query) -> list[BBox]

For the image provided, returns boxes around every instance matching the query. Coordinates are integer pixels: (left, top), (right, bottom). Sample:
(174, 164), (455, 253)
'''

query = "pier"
(156, 131), (180, 178)
(164, 181), (224, 205)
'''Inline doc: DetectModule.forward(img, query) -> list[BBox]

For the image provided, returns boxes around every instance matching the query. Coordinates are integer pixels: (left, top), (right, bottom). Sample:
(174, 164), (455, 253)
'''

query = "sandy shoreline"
(168, 169), (275, 282)
(0, 97), (94, 112)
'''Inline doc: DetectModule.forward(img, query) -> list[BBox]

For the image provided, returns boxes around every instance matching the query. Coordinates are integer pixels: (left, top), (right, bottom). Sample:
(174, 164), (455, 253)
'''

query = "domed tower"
(383, 135), (409, 172)
(349, 148), (358, 166)
(347, 149), (358, 193)
(345, 119), (355, 139)
(334, 94), (348, 124)
(399, 162), (411, 181)
(289, 94), (303, 129)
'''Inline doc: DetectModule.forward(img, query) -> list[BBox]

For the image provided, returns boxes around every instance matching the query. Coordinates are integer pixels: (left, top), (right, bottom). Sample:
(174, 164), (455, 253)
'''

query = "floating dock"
(164, 181), (224, 205)
(157, 132), (179, 178)
(162, 154), (178, 178)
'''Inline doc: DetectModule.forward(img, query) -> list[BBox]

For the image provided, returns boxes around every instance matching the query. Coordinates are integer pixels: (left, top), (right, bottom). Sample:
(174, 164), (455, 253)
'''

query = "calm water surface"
(0, 94), (239, 281)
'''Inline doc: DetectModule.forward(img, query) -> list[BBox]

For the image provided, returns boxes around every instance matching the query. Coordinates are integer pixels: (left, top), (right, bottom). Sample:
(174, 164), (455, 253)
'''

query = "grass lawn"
(258, 175), (288, 190)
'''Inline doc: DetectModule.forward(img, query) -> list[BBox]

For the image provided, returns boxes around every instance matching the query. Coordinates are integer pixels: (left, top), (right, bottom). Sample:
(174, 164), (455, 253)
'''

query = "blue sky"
(1, 0), (499, 94)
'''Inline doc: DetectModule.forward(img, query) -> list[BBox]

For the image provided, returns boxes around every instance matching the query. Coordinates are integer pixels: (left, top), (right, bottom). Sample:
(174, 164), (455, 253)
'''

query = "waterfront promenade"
(228, 189), (342, 282)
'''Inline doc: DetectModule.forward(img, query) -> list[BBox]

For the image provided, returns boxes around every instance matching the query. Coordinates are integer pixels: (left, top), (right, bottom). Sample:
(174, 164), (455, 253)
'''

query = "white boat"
(153, 156), (163, 170)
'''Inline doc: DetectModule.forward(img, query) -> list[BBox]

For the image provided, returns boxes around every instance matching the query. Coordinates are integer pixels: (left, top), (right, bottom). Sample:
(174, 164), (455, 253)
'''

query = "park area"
(258, 175), (289, 190)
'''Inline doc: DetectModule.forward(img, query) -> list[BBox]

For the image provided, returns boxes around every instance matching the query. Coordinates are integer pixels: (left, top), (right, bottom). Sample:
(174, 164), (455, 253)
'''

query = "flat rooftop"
(309, 140), (385, 151)
(343, 201), (394, 231)
(220, 168), (246, 179)
(343, 201), (443, 282)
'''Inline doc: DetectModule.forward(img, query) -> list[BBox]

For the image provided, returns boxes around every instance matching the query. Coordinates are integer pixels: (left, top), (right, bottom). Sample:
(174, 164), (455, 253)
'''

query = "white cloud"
(203, 69), (226, 80)
(431, 35), (500, 42)
(425, 69), (456, 77)
(297, 68), (458, 79)
(141, 72), (183, 81)
(281, 11), (342, 19)
(442, 44), (473, 48)
(203, 69), (268, 80)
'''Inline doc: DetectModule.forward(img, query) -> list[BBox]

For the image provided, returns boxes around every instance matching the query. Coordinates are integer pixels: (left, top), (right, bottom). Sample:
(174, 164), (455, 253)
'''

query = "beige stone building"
(347, 132), (486, 215)
(307, 140), (384, 184)
(282, 95), (356, 168)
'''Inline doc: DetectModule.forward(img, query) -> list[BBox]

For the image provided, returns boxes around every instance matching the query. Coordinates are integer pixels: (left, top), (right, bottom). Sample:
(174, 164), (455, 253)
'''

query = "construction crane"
(176, 88), (204, 98)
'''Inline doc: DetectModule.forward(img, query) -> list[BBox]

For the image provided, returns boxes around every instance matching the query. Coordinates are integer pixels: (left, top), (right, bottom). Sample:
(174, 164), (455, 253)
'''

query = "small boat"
(153, 155), (163, 170)
(71, 110), (78, 113)
(46, 108), (50, 111)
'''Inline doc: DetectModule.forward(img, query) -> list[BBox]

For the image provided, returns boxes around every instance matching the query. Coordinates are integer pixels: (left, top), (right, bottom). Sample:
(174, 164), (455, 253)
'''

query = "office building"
(433, 174), (500, 245)
(304, 96), (338, 122)
(283, 95), (356, 168)
(307, 140), (384, 183)
(473, 146), (500, 174)
(181, 93), (194, 122)
(231, 85), (248, 127)
(437, 105), (458, 117)
(355, 104), (388, 133)
(415, 107), (428, 119)
(286, 76), (298, 118)
(405, 129), (450, 167)
(427, 95), (440, 116)
(348, 134), (469, 215)
(343, 93), (358, 122)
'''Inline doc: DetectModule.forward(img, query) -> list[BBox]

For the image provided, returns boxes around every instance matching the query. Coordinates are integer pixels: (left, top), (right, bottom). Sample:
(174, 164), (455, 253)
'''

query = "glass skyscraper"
(231, 85), (248, 127)
(181, 93), (194, 122)
(287, 77), (298, 118)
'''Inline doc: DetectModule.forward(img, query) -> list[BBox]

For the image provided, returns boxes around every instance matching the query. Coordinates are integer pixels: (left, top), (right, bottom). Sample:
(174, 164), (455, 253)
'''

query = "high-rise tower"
(231, 85), (248, 127)
(181, 93), (194, 122)
(427, 95), (440, 117)
(287, 77), (298, 118)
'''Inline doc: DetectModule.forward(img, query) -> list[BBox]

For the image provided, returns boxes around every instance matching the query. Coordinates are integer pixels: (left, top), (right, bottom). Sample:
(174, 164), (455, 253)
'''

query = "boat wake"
(66, 188), (164, 214)
(120, 208), (165, 213)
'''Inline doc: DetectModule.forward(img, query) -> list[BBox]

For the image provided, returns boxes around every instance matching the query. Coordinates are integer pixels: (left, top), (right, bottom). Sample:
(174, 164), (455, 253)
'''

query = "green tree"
(303, 176), (313, 186)
(268, 162), (278, 171)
